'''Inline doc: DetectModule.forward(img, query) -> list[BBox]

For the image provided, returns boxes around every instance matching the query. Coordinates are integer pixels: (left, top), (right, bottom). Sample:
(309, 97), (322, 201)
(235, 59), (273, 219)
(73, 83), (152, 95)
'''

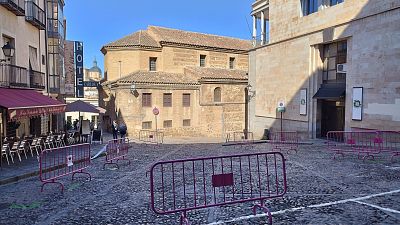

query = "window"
(142, 93), (152, 107)
(163, 120), (172, 128)
(301, 0), (318, 16)
(182, 93), (190, 107)
(149, 57), (157, 71)
(200, 55), (206, 67)
(330, 0), (344, 6)
(142, 121), (152, 129)
(229, 57), (235, 69)
(322, 40), (347, 83)
(163, 93), (172, 107)
(214, 87), (221, 102)
(183, 119), (191, 127)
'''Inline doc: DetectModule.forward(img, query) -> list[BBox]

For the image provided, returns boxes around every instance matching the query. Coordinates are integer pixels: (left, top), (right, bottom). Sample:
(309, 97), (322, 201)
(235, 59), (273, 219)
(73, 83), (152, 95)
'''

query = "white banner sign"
(352, 87), (363, 120)
(300, 89), (307, 115)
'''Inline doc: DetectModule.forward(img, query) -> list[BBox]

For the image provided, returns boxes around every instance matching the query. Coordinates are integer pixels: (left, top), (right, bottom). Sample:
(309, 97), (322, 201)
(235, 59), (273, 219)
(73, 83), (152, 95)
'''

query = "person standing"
(112, 120), (118, 139)
(119, 122), (127, 139)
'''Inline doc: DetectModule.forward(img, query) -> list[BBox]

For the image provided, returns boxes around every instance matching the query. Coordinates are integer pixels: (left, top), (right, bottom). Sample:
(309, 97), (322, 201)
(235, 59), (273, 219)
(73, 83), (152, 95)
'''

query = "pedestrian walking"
(112, 120), (118, 139)
(119, 122), (127, 139)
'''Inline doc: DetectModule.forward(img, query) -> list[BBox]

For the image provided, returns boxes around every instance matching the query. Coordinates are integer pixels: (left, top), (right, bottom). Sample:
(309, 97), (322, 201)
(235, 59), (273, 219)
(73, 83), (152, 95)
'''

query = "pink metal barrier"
(326, 130), (400, 160)
(139, 130), (164, 145)
(150, 152), (287, 225)
(103, 138), (131, 169)
(269, 131), (299, 153)
(225, 131), (255, 148)
(39, 143), (91, 193)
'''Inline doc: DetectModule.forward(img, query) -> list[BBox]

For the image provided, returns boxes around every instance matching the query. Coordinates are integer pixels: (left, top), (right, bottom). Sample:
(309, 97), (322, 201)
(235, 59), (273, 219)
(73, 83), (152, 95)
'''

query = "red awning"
(0, 88), (66, 120)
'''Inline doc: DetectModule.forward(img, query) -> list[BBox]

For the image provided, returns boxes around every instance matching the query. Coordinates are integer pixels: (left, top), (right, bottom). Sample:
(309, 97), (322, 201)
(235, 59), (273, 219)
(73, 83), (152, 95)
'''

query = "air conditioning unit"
(337, 63), (347, 73)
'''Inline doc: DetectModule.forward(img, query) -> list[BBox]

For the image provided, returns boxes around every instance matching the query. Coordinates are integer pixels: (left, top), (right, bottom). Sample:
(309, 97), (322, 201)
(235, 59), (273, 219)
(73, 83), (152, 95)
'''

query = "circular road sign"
(153, 107), (160, 115)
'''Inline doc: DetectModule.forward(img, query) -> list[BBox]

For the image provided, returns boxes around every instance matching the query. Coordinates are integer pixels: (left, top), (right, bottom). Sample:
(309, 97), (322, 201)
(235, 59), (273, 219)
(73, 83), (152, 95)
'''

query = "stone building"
(100, 26), (251, 138)
(249, 0), (400, 139)
(0, 0), (66, 140)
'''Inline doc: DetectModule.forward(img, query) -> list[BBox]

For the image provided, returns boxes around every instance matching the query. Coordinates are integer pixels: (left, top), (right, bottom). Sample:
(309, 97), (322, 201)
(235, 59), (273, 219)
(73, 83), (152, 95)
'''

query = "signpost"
(153, 107), (159, 131)
(277, 101), (286, 132)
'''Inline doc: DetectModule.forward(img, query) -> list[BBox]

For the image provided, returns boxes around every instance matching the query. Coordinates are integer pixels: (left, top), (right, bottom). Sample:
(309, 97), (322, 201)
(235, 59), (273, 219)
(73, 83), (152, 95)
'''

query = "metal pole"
(281, 111), (283, 132)
(244, 87), (249, 139)
(155, 115), (158, 131)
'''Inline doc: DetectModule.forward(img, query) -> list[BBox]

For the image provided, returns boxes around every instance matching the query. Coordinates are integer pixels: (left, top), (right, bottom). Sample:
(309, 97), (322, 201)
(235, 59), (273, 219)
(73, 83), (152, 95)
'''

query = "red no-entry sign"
(153, 107), (159, 115)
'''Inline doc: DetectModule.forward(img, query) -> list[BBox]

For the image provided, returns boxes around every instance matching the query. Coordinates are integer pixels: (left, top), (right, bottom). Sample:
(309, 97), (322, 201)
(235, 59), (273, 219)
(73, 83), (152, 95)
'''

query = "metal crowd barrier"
(139, 130), (164, 145)
(269, 131), (299, 153)
(327, 130), (400, 160)
(39, 143), (91, 193)
(103, 138), (131, 169)
(149, 152), (287, 225)
(225, 131), (255, 148)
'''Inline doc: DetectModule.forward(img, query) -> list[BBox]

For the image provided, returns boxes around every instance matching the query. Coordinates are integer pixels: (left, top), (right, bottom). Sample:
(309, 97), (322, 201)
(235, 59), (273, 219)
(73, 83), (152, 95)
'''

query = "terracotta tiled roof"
(114, 71), (199, 85)
(184, 67), (248, 80)
(103, 30), (160, 48)
(148, 26), (252, 51)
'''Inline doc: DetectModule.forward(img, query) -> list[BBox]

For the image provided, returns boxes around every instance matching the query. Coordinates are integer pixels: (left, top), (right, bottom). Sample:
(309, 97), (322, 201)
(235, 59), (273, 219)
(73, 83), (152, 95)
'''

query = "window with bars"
(322, 40), (347, 83)
(142, 121), (152, 129)
(163, 120), (172, 128)
(301, 0), (318, 16)
(149, 57), (157, 71)
(142, 93), (152, 107)
(182, 93), (190, 107)
(229, 57), (235, 69)
(200, 55), (206, 67)
(214, 87), (221, 103)
(183, 119), (191, 127)
(163, 93), (172, 107)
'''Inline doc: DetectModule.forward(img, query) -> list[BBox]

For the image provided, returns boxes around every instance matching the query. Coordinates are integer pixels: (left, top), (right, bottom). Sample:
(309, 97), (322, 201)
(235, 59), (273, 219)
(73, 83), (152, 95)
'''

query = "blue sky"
(64, 0), (254, 72)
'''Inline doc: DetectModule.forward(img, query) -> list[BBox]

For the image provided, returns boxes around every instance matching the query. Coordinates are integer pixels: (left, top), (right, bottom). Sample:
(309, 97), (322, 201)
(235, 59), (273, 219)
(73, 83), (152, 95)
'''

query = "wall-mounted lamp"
(1, 42), (15, 62)
(130, 83), (136, 95)
(247, 84), (256, 99)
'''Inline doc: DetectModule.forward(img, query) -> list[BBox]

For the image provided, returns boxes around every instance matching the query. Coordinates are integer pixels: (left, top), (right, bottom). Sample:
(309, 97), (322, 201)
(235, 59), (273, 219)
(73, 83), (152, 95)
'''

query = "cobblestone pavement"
(0, 141), (399, 225)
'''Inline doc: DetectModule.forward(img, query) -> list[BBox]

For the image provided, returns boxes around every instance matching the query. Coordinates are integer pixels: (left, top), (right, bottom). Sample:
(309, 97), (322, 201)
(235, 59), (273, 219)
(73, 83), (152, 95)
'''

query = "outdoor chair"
(67, 132), (75, 145)
(9, 141), (22, 162)
(55, 135), (62, 147)
(18, 140), (28, 160)
(1, 144), (10, 165)
(29, 138), (40, 157)
(60, 133), (66, 146)
(44, 136), (54, 149)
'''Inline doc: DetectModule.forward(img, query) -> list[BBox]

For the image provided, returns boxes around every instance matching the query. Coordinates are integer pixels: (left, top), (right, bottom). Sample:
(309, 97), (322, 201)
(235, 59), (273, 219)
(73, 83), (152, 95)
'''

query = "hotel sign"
(75, 41), (84, 98)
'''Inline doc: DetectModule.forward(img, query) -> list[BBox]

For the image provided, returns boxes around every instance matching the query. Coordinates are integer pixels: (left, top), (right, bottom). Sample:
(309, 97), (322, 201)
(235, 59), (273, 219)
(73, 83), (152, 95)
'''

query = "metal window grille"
(142, 93), (152, 107)
(149, 57), (157, 71)
(182, 93), (190, 107)
(142, 121), (152, 129)
(200, 55), (206, 67)
(163, 120), (172, 128)
(163, 93), (172, 107)
(183, 119), (191, 127)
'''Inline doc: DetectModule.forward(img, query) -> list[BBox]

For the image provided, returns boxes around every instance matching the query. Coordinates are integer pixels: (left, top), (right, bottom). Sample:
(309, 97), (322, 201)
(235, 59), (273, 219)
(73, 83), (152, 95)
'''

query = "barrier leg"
(103, 161), (120, 170)
(362, 154), (375, 161)
(72, 169), (92, 181)
(252, 200), (272, 225)
(391, 152), (399, 162)
(41, 179), (64, 193)
(333, 151), (344, 160)
(180, 211), (189, 225)
(116, 156), (131, 165)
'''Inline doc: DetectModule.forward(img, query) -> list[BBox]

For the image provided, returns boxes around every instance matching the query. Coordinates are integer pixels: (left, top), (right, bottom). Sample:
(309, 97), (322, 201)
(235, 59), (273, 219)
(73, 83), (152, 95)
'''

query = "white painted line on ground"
(205, 189), (400, 225)
(352, 200), (400, 214)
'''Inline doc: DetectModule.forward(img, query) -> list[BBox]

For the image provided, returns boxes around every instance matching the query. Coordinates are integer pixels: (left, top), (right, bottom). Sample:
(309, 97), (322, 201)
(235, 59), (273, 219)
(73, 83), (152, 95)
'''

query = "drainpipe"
(44, 0), (49, 96)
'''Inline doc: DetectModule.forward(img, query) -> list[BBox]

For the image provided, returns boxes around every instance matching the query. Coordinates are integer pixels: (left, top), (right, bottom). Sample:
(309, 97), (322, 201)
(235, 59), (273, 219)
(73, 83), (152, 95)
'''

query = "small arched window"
(214, 87), (221, 102)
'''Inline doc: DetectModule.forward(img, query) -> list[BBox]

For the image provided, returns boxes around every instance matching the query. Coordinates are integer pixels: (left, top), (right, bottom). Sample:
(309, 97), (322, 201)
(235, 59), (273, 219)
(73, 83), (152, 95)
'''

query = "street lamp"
(1, 42), (15, 62)
(247, 84), (256, 99)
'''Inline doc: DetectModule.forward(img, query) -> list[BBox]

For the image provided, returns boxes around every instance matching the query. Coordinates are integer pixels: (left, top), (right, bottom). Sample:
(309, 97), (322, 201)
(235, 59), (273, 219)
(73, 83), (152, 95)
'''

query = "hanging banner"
(74, 41), (84, 98)
(300, 89), (307, 115)
(352, 87), (363, 121)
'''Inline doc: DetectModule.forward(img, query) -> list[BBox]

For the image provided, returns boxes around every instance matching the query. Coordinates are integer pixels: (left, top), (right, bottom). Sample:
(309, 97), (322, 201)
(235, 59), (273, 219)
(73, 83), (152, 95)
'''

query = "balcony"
(29, 70), (45, 89)
(25, 0), (45, 30)
(0, 64), (45, 89)
(0, 0), (25, 16)
(0, 64), (28, 88)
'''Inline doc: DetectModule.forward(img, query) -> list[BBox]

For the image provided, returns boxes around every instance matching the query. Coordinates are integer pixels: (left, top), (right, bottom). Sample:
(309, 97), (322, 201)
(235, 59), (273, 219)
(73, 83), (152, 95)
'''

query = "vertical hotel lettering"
(75, 41), (84, 98)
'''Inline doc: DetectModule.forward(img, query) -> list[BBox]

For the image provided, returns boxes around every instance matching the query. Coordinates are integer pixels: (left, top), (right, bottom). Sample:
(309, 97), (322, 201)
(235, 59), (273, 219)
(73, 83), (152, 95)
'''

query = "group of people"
(112, 120), (127, 139)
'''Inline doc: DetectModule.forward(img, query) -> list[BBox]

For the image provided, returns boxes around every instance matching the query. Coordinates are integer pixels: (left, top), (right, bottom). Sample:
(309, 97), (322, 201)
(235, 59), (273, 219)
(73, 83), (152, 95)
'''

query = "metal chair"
(29, 138), (40, 156)
(9, 141), (22, 162)
(44, 136), (54, 149)
(18, 140), (28, 160)
(1, 144), (10, 165)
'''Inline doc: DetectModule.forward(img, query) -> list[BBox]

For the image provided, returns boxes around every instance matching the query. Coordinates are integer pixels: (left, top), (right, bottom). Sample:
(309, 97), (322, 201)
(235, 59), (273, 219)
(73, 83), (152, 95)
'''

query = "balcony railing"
(0, 64), (46, 89)
(0, 0), (25, 16)
(0, 64), (28, 88)
(29, 70), (45, 89)
(25, 0), (45, 30)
